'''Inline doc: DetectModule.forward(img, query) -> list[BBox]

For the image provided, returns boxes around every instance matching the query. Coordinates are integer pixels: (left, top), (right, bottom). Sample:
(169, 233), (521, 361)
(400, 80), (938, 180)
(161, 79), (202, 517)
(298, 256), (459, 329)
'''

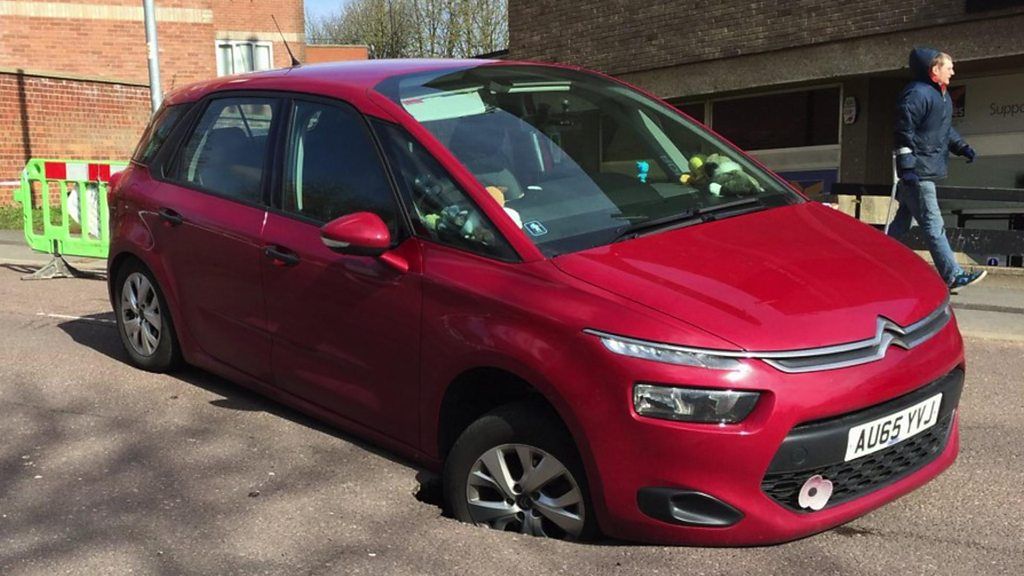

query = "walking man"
(888, 47), (986, 292)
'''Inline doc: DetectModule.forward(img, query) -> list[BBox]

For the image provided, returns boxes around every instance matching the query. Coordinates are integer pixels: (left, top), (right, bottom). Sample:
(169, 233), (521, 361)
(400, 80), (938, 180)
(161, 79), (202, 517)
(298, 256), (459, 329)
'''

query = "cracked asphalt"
(0, 266), (1021, 576)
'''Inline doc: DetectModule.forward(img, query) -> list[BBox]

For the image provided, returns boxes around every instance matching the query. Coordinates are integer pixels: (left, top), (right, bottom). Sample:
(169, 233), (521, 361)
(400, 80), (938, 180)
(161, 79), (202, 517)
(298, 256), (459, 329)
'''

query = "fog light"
(633, 384), (759, 424)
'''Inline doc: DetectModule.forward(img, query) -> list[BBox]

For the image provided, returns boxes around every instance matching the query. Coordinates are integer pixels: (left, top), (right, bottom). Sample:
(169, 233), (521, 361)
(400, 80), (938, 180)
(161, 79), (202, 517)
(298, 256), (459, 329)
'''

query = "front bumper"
(761, 369), (961, 511)
(575, 320), (965, 545)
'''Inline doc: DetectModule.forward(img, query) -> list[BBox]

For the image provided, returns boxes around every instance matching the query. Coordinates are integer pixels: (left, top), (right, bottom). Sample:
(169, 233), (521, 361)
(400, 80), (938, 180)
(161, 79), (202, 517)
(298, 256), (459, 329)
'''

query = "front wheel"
(443, 402), (598, 541)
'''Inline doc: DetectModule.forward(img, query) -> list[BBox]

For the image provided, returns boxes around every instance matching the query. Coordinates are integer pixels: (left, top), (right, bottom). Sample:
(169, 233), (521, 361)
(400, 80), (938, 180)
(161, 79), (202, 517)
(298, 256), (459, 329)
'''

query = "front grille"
(761, 414), (953, 511)
(585, 301), (951, 375)
(761, 303), (951, 374)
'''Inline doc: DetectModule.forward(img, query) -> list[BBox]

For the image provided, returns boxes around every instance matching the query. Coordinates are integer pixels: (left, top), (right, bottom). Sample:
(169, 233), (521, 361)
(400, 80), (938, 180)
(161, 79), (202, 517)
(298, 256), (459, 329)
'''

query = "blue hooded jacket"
(894, 47), (970, 180)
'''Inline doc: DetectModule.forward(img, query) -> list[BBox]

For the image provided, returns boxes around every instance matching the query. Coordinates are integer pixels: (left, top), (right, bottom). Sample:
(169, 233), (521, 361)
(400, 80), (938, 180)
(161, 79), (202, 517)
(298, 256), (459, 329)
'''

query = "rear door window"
(169, 97), (278, 204)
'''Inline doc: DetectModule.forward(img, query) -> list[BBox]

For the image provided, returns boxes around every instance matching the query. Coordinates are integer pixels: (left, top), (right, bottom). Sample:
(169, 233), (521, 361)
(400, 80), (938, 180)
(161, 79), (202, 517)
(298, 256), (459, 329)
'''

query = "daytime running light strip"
(586, 299), (952, 374)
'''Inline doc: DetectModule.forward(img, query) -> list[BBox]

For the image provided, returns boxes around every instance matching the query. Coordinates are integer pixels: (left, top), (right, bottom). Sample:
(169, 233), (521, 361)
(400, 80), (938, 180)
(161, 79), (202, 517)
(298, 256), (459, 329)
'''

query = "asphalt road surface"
(0, 266), (1021, 576)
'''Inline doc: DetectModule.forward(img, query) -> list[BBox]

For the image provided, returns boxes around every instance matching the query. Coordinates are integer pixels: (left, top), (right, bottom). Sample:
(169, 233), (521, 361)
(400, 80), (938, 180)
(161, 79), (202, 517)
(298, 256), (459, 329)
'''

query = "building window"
(710, 88), (840, 150)
(667, 100), (706, 124)
(216, 41), (273, 76)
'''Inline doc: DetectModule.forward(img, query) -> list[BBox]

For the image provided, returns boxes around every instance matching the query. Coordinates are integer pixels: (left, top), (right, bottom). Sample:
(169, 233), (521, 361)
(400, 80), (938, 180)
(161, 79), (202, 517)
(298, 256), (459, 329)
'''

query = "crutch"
(883, 151), (899, 235)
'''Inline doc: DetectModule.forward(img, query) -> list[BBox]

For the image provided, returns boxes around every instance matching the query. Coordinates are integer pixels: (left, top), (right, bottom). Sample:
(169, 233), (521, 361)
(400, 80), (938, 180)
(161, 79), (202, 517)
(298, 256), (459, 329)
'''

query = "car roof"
(162, 58), (567, 105)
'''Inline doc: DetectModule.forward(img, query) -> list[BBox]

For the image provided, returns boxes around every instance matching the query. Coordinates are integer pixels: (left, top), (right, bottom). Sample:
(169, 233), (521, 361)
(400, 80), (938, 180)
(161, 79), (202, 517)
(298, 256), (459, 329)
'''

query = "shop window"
(711, 88), (839, 150)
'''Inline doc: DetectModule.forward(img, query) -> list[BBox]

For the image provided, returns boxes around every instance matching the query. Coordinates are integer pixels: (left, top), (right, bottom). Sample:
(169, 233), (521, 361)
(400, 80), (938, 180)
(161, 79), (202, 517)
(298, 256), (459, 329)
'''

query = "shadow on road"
(1, 262), (107, 281)
(53, 313), (444, 514)
(0, 263), (38, 275)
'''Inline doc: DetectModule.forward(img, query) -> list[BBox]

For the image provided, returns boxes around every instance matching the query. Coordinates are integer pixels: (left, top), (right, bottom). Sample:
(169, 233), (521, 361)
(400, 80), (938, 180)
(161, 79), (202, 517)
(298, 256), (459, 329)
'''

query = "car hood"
(553, 202), (950, 352)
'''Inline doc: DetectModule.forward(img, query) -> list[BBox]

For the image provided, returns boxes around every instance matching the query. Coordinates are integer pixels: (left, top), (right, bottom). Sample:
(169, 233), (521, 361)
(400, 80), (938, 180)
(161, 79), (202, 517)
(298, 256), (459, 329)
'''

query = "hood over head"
(909, 47), (941, 83)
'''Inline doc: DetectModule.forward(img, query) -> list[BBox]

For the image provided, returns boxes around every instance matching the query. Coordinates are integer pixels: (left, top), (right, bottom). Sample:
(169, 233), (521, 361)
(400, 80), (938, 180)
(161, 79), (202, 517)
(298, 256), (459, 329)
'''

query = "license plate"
(844, 393), (943, 462)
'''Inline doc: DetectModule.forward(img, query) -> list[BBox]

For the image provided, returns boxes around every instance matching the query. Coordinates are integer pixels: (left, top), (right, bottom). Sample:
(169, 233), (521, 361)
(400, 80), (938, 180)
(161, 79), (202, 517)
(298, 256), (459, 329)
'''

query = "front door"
(261, 98), (423, 447)
(151, 96), (280, 381)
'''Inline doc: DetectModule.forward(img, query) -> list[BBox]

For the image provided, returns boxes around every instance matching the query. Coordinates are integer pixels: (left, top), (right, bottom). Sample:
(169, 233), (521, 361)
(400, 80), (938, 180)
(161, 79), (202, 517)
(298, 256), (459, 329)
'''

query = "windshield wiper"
(612, 197), (765, 242)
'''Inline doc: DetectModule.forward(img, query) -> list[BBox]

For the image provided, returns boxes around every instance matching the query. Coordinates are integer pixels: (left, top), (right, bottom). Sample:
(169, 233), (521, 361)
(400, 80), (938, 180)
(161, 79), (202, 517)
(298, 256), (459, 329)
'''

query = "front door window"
(282, 100), (399, 233)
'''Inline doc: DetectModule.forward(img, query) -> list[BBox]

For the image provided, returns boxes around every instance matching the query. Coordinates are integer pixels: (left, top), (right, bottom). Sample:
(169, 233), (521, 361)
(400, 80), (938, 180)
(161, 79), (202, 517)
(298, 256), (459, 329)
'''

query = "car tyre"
(443, 401), (598, 541)
(114, 259), (182, 372)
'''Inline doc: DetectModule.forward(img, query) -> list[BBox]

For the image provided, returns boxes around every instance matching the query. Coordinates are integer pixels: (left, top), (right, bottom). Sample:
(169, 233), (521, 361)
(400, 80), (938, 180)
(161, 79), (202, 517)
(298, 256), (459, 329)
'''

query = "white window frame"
(215, 40), (274, 76)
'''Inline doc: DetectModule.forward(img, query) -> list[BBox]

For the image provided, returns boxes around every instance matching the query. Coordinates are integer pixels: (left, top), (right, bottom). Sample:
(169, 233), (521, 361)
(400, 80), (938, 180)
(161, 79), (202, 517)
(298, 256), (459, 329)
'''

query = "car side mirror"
(320, 212), (391, 257)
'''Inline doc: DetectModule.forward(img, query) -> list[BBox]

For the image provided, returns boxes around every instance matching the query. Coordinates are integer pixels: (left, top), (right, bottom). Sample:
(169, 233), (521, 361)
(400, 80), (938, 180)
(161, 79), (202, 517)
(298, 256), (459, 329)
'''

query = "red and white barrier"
(43, 161), (126, 183)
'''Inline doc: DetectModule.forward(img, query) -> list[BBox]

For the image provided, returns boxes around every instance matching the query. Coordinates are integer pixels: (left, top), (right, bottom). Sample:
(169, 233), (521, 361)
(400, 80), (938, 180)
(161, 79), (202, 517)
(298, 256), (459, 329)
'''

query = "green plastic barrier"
(12, 158), (127, 260)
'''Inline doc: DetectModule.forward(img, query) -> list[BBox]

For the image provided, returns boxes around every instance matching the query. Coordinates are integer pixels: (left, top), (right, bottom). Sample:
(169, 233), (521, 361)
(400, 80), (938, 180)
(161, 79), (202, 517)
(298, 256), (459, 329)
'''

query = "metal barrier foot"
(22, 255), (102, 281)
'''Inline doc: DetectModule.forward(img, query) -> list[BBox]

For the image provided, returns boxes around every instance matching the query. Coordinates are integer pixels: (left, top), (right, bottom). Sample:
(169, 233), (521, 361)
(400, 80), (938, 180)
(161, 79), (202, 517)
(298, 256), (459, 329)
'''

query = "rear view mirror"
(320, 212), (391, 257)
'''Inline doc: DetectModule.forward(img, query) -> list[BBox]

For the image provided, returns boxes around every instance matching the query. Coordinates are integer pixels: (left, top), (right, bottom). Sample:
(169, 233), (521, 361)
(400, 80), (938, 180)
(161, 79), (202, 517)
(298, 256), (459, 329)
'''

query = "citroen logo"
(761, 306), (951, 373)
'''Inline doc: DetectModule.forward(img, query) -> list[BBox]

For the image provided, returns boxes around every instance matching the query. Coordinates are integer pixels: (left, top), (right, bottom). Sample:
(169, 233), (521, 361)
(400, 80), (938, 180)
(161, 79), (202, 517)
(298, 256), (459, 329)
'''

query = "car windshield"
(376, 64), (803, 257)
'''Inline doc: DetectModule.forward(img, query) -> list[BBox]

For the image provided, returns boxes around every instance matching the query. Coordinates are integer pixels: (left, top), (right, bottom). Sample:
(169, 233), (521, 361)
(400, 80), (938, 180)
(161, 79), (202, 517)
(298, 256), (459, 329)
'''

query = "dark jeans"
(887, 179), (962, 284)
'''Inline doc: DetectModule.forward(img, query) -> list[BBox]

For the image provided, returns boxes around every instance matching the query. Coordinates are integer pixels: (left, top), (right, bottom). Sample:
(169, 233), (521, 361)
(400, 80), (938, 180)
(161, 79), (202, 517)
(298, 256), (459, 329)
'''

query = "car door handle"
(264, 246), (300, 267)
(158, 208), (184, 226)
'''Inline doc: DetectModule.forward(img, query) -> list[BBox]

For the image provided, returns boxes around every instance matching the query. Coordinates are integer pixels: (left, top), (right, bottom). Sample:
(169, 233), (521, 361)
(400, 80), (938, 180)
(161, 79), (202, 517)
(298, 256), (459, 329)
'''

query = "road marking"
(35, 312), (114, 325)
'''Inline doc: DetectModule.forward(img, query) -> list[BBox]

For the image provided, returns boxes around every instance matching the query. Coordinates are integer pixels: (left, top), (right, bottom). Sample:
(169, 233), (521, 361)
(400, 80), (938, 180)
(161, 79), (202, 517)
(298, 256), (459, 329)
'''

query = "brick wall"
(1, 0), (214, 89)
(509, 0), (1024, 75)
(306, 45), (371, 63)
(0, 0), (306, 90)
(212, 0), (308, 71)
(0, 73), (151, 205)
(0, 0), (306, 205)
(2, 18), (215, 92)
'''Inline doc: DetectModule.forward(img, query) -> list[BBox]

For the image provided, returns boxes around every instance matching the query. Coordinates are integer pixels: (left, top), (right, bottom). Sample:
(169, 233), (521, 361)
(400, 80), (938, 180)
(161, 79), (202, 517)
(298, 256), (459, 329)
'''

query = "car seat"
(447, 113), (525, 201)
(195, 126), (261, 200)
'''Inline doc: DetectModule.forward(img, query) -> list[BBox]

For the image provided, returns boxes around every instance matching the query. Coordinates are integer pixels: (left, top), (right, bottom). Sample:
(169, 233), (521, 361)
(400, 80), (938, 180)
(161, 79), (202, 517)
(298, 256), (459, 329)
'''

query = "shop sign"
(952, 73), (1024, 135)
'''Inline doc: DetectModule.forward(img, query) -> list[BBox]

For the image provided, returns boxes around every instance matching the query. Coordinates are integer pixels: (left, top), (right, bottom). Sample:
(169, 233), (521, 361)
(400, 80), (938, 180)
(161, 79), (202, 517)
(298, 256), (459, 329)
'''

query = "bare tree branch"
(306, 0), (507, 58)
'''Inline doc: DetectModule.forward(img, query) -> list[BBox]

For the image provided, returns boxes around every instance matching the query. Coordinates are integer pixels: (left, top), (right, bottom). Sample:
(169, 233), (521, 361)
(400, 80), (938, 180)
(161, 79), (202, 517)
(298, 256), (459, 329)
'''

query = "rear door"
(150, 96), (280, 382)
(260, 97), (424, 447)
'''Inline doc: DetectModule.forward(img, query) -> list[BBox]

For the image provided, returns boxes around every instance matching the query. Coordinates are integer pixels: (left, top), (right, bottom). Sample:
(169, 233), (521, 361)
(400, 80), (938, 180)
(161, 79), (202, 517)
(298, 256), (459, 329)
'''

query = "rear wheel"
(114, 260), (182, 372)
(443, 402), (597, 541)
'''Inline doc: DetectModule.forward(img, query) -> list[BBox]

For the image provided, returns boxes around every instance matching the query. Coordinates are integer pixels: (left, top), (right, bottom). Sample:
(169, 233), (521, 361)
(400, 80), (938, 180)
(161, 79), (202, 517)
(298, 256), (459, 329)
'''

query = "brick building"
(305, 44), (369, 63)
(0, 0), (306, 204)
(508, 1), (1024, 203)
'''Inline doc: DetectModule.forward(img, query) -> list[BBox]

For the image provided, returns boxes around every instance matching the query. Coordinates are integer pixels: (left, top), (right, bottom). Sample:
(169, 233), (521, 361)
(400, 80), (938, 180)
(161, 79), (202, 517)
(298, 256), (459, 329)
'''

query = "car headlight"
(634, 384), (759, 424)
(585, 330), (744, 370)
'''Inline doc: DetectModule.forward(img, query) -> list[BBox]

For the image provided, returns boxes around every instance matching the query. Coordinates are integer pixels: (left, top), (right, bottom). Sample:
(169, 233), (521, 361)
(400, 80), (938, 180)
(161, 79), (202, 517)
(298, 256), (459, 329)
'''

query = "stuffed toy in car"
(485, 185), (523, 229)
(679, 155), (709, 187)
(681, 153), (760, 196)
(704, 154), (761, 196)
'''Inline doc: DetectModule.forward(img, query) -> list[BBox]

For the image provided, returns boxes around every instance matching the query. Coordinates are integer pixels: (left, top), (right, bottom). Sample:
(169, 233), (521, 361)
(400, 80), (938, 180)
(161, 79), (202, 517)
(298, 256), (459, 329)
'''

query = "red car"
(108, 59), (963, 545)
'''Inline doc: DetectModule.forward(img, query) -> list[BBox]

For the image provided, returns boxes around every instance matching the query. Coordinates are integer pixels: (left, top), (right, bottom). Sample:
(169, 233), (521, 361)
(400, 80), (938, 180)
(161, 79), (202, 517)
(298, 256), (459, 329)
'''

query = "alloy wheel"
(120, 272), (163, 357)
(466, 443), (585, 539)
